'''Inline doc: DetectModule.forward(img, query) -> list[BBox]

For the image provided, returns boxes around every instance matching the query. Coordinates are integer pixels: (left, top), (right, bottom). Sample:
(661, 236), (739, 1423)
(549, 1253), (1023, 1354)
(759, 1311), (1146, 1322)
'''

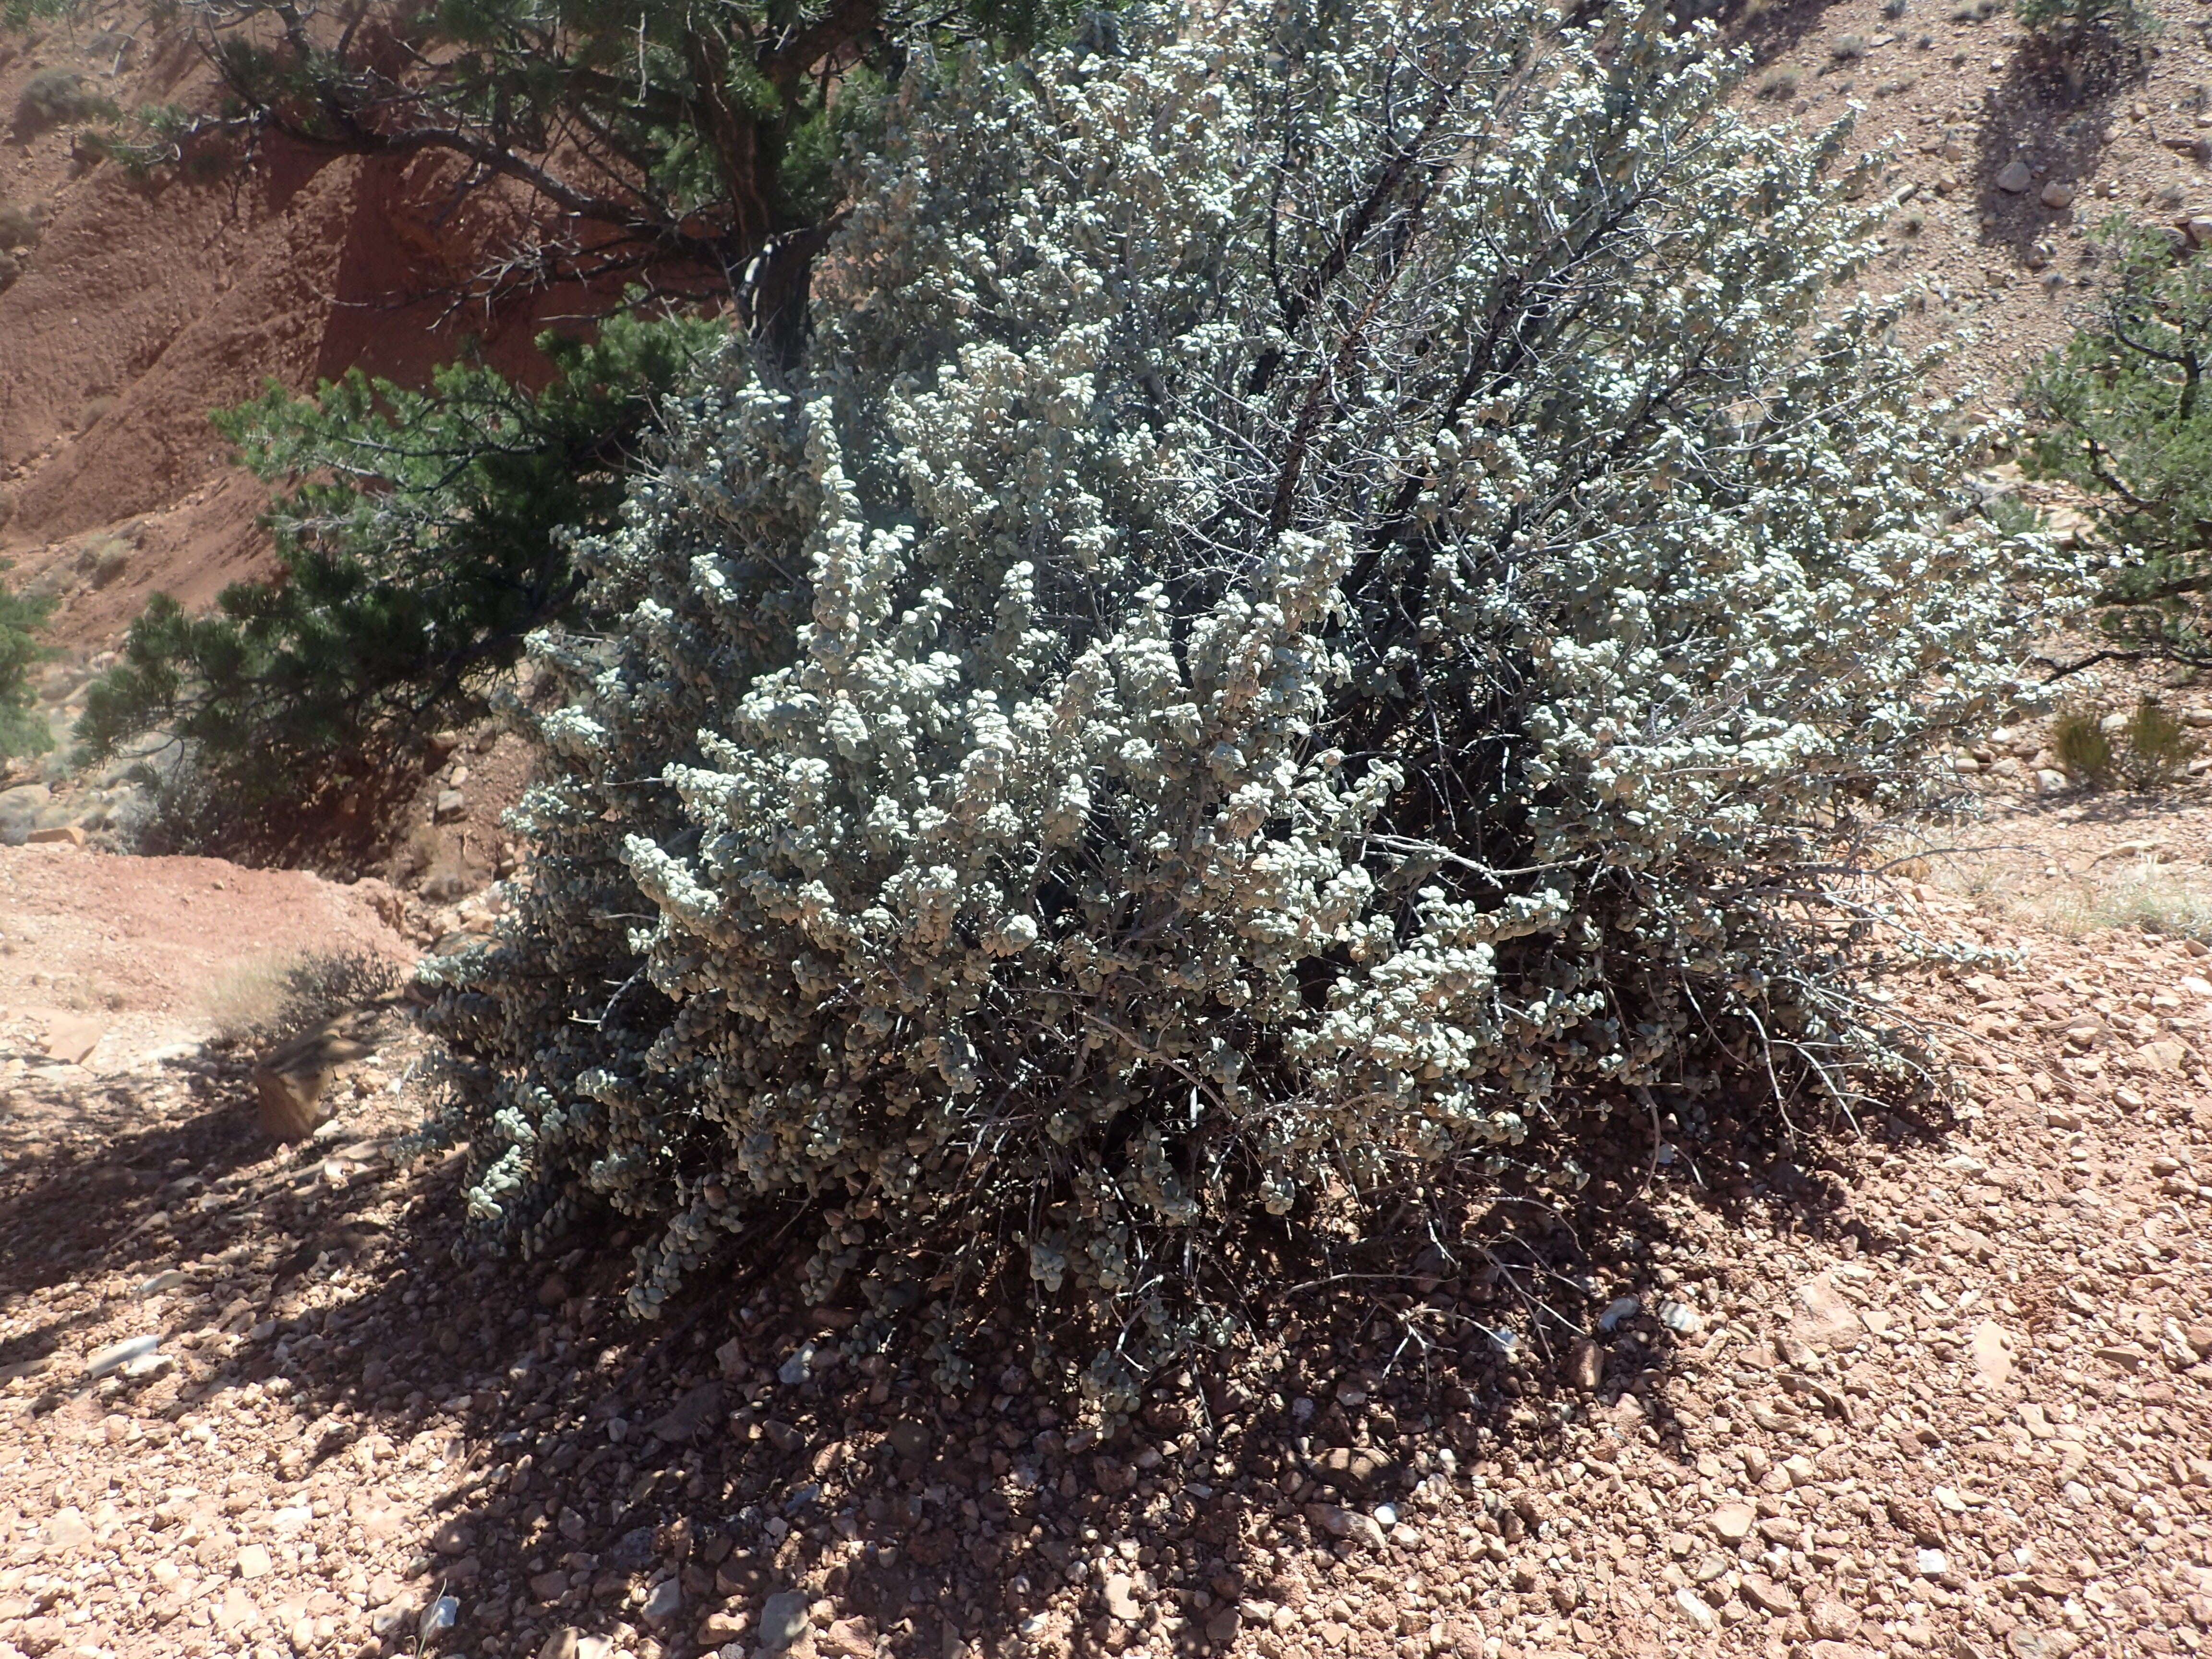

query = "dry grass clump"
(2051, 697), (2195, 790)
(2042, 867), (2212, 941)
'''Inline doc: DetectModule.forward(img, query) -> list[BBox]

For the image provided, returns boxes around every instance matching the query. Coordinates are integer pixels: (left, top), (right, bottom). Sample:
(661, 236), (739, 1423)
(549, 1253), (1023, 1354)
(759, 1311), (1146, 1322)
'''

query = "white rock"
(1917, 1547), (1949, 1576)
(43, 1508), (92, 1551)
(1598, 1295), (1641, 1331)
(1659, 1301), (1704, 1335)
(778, 1340), (819, 1385)
(1673, 1586), (1718, 1630)
(1104, 1572), (1143, 1623)
(83, 1333), (159, 1379)
(419, 1596), (459, 1637)
(758, 1589), (812, 1649)
(640, 1577), (682, 1627)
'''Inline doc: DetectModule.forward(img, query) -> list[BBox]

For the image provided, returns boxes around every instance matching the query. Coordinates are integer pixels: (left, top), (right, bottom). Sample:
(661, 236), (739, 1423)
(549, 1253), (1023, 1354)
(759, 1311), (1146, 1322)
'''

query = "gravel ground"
(1, 846), (2209, 1659)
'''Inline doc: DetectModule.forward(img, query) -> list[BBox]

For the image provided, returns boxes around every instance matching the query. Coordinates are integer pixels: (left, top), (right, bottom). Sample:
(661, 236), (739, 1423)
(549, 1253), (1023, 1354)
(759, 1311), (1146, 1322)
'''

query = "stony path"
(0, 863), (2209, 1659)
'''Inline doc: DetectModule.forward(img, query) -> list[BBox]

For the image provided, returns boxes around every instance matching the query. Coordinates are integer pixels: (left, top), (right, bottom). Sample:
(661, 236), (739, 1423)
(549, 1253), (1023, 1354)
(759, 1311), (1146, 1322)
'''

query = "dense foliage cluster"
(153, 0), (1081, 343)
(426, 0), (2061, 1404)
(2028, 225), (2212, 666)
(0, 561), (55, 764)
(76, 314), (719, 849)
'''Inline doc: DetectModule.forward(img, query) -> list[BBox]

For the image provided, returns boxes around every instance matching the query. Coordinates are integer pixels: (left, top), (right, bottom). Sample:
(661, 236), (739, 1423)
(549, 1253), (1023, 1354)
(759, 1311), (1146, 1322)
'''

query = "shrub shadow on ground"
(0, 1046), (1949, 1659)
(1966, 42), (2139, 262)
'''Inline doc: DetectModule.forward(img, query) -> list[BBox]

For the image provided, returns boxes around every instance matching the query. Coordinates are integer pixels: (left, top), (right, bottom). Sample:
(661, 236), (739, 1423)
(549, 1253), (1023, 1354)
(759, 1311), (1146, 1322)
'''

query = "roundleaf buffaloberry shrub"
(425, 0), (2068, 1409)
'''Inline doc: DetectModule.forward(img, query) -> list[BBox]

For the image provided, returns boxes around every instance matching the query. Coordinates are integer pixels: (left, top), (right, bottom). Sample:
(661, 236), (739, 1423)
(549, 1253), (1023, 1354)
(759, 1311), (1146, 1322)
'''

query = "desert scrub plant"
(12, 69), (113, 135)
(2050, 705), (2115, 782)
(422, 0), (2072, 1409)
(0, 560), (55, 765)
(1757, 66), (1803, 97)
(0, 201), (41, 250)
(2121, 697), (2195, 783)
(2027, 223), (2212, 665)
(2048, 697), (2195, 786)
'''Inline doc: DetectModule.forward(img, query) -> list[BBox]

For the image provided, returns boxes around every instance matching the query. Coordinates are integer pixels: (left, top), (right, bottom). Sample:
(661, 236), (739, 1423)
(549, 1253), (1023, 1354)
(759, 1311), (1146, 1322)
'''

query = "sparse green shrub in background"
(2122, 697), (2194, 785)
(2047, 697), (2195, 788)
(0, 560), (56, 765)
(75, 312), (722, 852)
(2051, 706), (2116, 783)
(2029, 223), (2212, 661)
(12, 68), (114, 135)
(423, 0), (2069, 1408)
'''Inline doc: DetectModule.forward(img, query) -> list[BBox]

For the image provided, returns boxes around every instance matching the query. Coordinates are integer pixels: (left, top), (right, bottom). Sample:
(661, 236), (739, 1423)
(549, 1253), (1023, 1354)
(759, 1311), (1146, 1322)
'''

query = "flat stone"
(697, 1607), (750, 1644)
(1793, 1274), (1863, 1346)
(1104, 1573), (1143, 1623)
(1741, 1573), (1798, 1613)
(1672, 1586), (1717, 1631)
(1598, 1295), (1641, 1331)
(648, 1380), (722, 1444)
(1710, 1503), (1757, 1543)
(640, 1577), (683, 1627)
(538, 1630), (614, 1659)
(217, 1587), (263, 1635)
(758, 1588), (812, 1650)
(42, 1508), (92, 1552)
(1996, 159), (2033, 192)
(25, 825), (86, 847)
(434, 789), (466, 822)
(778, 1341), (818, 1385)
(1970, 1319), (2014, 1386)
(84, 1333), (159, 1378)
(1314, 1445), (1389, 1485)
(41, 1013), (105, 1066)
(1806, 1597), (1863, 1640)
(886, 1419), (930, 1460)
(235, 1543), (272, 1579)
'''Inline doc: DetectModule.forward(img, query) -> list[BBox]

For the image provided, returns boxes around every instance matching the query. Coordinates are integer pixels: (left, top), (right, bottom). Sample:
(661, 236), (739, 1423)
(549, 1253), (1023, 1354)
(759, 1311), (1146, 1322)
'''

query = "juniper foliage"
(0, 562), (55, 764)
(2029, 224), (2212, 664)
(427, 0), (2064, 1406)
(75, 313), (719, 846)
